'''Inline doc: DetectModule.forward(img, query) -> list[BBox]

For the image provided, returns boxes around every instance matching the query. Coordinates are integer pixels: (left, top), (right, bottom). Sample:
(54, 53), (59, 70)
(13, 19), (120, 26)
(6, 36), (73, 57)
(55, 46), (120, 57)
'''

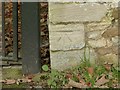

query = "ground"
(1, 61), (120, 89)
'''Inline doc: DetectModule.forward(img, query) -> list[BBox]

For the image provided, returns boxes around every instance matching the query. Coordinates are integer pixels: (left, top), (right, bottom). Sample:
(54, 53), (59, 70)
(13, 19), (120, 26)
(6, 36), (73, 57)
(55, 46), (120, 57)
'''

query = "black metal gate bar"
(13, 2), (18, 60)
(21, 2), (41, 74)
(2, 2), (5, 57)
(1, 2), (19, 61)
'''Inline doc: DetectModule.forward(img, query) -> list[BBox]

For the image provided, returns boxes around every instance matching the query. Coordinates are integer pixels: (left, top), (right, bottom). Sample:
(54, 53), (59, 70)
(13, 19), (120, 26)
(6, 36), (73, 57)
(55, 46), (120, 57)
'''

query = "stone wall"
(49, 1), (119, 70)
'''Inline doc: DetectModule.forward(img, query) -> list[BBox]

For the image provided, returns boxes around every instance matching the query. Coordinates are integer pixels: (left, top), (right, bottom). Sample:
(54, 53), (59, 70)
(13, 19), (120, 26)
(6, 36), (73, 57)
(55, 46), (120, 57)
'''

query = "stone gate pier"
(49, 1), (119, 70)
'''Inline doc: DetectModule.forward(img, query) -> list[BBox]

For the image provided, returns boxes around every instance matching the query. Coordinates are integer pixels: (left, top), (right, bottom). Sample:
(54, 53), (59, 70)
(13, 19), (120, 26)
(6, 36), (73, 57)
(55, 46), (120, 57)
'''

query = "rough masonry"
(49, 1), (119, 70)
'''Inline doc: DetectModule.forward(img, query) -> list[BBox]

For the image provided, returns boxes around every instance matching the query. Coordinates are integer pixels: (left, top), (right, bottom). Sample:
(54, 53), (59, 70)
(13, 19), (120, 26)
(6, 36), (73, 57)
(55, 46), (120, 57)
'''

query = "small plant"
(42, 65), (49, 72)
(47, 70), (67, 88)
(80, 46), (91, 68)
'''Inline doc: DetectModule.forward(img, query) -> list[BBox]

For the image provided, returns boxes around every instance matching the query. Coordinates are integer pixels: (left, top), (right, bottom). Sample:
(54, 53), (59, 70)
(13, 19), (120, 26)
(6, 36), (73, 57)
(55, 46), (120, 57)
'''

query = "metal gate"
(1, 2), (41, 74)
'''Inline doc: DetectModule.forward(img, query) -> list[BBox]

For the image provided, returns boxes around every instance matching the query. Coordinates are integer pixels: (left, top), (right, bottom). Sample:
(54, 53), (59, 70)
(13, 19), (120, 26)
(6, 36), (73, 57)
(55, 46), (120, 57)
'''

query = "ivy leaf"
(42, 65), (49, 72)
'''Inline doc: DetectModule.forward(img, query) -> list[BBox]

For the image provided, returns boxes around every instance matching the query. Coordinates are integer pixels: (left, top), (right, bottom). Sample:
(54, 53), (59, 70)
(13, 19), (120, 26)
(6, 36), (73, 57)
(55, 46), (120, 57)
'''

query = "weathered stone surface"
(48, 0), (119, 3)
(87, 30), (104, 40)
(102, 26), (118, 38)
(86, 22), (111, 31)
(112, 36), (119, 45)
(99, 54), (118, 66)
(49, 24), (84, 32)
(49, 0), (119, 3)
(112, 8), (118, 19)
(51, 48), (97, 71)
(49, 3), (108, 23)
(112, 46), (118, 55)
(49, 24), (85, 50)
(88, 38), (106, 48)
(106, 39), (113, 47)
(97, 47), (112, 55)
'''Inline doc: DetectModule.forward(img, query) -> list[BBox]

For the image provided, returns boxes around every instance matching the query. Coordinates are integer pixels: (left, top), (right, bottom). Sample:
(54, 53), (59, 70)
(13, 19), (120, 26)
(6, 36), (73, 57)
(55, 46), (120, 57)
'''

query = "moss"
(2, 68), (23, 79)
(2, 83), (28, 88)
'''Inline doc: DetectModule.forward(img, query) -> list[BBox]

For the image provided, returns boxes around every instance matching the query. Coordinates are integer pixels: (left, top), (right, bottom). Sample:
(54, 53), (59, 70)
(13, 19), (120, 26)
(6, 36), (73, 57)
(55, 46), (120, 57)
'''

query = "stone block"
(112, 36), (119, 46)
(49, 24), (84, 32)
(97, 47), (112, 55)
(87, 22), (111, 31)
(88, 38), (106, 48)
(49, 3), (108, 23)
(49, 31), (85, 50)
(99, 53), (118, 66)
(49, 24), (85, 51)
(102, 26), (118, 38)
(87, 30), (104, 40)
(51, 48), (97, 71)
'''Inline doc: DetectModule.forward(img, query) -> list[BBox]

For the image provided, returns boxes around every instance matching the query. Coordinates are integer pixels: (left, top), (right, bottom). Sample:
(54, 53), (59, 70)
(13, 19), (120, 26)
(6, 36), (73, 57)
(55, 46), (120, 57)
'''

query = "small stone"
(88, 38), (106, 48)
(112, 8), (118, 19)
(102, 26), (118, 38)
(99, 53), (118, 66)
(106, 39), (113, 47)
(112, 36), (119, 45)
(97, 47), (112, 55)
(87, 30), (104, 40)
(87, 22), (111, 31)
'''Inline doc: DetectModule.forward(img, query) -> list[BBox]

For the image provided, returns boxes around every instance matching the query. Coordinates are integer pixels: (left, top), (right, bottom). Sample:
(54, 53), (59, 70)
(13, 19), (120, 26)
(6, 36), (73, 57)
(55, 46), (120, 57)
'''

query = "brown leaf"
(17, 78), (32, 83)
(95, 74), (109, 86)
(25, 74), (35, 79)
(68, 78), (88, 88)
(86, 82), (92, 87)
(99, 85), (109, 88)
(66, 74), (73, 79)
(6, 79), (16, 85)
(0, 80), (6, 83)
(104, 63), (112, 71)
(87, 67), (94, 75)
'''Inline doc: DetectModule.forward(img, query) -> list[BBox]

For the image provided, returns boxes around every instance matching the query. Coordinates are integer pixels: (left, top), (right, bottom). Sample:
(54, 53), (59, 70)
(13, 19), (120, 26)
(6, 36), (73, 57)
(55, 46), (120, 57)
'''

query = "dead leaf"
(104, 63), (112, 71)
(87, 67), (94, 75)
(76, 74), (81, 82)
(0, 80), (6, 83)
(86, 82), (92, 87)
(68, 78), (88, 88)
(6, 79), (16, 85)
(99, 85), (109, 88)
(25, 74), (35, 79)
(95, 74), (109, 86)
(17, 78), (32, 83)
(66, 74), (72, 79)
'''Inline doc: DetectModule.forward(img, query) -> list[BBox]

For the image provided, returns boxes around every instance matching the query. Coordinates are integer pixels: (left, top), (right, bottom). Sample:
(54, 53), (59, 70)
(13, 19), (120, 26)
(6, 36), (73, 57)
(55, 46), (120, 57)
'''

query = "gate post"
(21, 2), (41, 74)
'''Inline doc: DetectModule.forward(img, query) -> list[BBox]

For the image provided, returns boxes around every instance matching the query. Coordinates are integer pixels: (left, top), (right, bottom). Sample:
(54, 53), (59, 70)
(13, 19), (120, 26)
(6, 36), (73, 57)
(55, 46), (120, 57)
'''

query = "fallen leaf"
(76, 74), (81, 82)
(95, 74), (109, 86)
(68, 78), (88, 88)
(17, 78), (32, 83)
(66, 74), (72, 79)
(6, 79), (16, 85)
(25, 74), (35, 79)
(99, 85), (109, 88)
(87, 67), (94, 75)
(0, 80), (6, 83)
(86, 82), (92, 87)
(104, 63), (112, 71)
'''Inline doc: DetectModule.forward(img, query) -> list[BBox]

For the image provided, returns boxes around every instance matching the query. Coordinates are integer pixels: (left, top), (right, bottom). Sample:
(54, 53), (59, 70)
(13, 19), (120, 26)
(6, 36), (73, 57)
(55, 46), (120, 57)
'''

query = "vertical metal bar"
(21, 2), (41, 74)
(12, 2), (18, 60)
(2, 2), (5, 57)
